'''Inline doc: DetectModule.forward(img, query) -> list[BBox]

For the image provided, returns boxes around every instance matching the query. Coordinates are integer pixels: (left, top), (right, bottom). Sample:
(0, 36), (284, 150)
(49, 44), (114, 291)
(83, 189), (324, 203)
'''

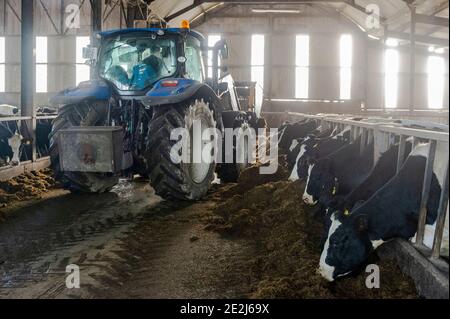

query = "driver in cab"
(130, 44), (163, 90)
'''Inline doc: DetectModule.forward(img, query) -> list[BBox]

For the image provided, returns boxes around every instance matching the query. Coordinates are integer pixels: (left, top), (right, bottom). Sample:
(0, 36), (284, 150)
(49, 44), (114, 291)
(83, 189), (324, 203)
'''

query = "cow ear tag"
(332, 187), (337, 195)
(344, 209), (350, 216)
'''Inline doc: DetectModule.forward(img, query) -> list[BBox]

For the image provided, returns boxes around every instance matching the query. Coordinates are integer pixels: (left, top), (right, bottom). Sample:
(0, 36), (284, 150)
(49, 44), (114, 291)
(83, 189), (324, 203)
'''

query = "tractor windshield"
(98, 34), (178, 91)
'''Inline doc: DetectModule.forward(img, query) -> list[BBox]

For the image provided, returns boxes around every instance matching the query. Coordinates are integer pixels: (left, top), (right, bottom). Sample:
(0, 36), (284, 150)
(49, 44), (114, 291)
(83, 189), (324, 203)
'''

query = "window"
(384, 48), (399, 109)
(427, 56), (445, 109)
(340, 35), (353, 100)
(0, 37), (5, 92)
(207, 34), (221, 78)
(98, 34), (177, 91)
(185, 35), (204, 82)
(251, 34), (265, 104)
(295, 35), (309, 99)
(76, 36), (91, 86)
(36, 36), (48, 93)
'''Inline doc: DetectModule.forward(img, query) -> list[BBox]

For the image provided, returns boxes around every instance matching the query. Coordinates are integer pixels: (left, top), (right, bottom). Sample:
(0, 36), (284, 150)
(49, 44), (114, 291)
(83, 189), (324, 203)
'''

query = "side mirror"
(82, 45), (98, 60)
(220, 42), (229, 60)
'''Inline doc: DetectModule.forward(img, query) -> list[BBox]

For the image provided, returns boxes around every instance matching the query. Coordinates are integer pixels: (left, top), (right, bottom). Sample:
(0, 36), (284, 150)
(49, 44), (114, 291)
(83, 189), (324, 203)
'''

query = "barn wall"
(194, 5), (449, 119)
(195, 6), (368, 104)
(0, 1), (448, 123)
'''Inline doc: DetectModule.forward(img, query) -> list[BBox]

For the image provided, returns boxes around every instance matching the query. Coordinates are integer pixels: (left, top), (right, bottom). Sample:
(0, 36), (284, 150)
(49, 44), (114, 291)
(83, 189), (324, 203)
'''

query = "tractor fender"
(50, 80), (111, 106)
(143, 78), (225, 130)
(143, 78), (221, 108)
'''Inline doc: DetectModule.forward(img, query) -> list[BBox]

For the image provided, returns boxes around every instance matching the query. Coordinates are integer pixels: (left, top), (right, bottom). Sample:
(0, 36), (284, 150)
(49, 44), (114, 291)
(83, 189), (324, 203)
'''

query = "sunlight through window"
(384, 48), (399, 109)
(36, 36), (48, 93)
(251, 34), (265, 107)
(76, 36), (91, 86)
(340, 34), (353, 100)
(295, 35), (309, 99)
(207, 35), (221, 78)
(427, 55), (445, 109)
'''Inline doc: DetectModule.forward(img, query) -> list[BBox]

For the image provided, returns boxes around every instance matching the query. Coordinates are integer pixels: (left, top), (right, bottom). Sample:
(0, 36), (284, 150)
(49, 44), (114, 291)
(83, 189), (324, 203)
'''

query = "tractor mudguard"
(143, 78), (220, 108)
(50, 80), (111, 106)
(143, 78), (224, 131)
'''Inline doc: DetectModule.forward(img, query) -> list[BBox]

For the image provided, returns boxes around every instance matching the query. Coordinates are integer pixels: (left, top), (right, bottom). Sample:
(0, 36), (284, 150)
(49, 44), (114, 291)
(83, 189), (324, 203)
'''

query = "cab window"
(185, 36), (204, 82)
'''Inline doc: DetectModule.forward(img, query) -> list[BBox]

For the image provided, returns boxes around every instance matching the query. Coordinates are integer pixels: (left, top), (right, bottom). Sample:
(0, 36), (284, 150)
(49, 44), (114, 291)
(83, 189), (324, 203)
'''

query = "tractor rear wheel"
(145, 99), (218, 201)
(49, 101), (119, 193)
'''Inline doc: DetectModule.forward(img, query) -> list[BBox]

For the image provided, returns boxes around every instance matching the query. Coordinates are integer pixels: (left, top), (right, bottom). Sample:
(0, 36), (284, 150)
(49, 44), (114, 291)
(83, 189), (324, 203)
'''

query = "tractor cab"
(83, 25), (228, 99)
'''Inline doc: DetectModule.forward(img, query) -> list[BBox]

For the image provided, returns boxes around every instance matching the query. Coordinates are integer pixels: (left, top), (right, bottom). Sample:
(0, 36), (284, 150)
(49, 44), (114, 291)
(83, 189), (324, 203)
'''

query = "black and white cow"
(1, 124), (53, 167)
(329, 141), (413, 213)
(302, 136), (374, 207)
(0, 130), (23, 166)
(286, 127), (335, 169)
(278, 120), (318, 151)
(36, 120), (53, 157)
(0, 140), (13, 166)
(290, 127), (352, 181)
(287, 127), (337, 169)
(0, 121), (34, 166)
(1, 121), (16, 165)
(318, 142), (446, 281)
(0, 104), (19, 116)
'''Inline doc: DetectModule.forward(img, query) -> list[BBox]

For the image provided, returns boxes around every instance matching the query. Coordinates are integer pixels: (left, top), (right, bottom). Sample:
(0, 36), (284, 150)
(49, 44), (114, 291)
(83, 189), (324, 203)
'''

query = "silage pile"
(204, 161), (418, 299)
(0, 169), (56, 207)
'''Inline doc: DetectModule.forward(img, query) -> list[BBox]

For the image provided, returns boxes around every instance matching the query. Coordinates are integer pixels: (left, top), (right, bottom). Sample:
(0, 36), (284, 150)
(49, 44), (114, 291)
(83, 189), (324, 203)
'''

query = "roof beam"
(386, 30), (449, 47)
(415, 14), (449, 27)
(396, 1), (448, 32)
(171, 0), (384, 22)
(165, 0), (204, 21)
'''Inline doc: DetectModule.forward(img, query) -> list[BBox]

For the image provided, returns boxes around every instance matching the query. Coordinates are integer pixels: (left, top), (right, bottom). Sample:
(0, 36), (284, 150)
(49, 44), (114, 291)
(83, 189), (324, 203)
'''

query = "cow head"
(297, 153), (312, 181)
(318, 212), (373, 281)
(302, 158), (338, 206)
(8, 132), (23, 166)
(296, 142), (321, 180)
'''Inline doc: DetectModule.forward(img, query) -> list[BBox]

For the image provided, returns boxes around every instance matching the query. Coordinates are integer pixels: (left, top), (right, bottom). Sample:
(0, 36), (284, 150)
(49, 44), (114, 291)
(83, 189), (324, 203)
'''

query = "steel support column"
(409, 5), (416, 113)
(267, 14), (274, 103)
(91, 0), (102, 38)
(21, 0), (34, 116)
(21, 0), (36, 161)
(90, 0), (102, 79)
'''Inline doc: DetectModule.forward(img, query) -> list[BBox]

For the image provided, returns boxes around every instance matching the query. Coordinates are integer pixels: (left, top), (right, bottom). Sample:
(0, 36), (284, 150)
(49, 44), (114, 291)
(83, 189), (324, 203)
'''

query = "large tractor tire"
(145, 99), (218, 201)
(49, 101), (119, 193)
(217, 116), (253, 183)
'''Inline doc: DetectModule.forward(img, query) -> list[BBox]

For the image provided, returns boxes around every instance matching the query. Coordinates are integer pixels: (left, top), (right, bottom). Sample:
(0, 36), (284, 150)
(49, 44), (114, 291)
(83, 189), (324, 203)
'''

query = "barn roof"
(144, 0), (448, 47)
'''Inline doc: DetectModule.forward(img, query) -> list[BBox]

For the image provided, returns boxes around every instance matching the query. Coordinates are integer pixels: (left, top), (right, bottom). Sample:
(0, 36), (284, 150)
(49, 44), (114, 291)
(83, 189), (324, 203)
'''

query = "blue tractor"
(49, 23), (265, 200)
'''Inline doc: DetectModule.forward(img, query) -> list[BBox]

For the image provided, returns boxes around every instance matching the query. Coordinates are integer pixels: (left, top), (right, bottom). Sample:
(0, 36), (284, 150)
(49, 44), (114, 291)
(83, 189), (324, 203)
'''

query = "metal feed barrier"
(0, 114), (57, 181)
(265, 111), (449, 264)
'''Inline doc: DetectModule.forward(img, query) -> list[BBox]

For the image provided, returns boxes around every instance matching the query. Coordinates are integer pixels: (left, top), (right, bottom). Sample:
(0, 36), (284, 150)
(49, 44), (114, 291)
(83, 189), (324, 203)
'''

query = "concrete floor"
(0, 180), (254, 299)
